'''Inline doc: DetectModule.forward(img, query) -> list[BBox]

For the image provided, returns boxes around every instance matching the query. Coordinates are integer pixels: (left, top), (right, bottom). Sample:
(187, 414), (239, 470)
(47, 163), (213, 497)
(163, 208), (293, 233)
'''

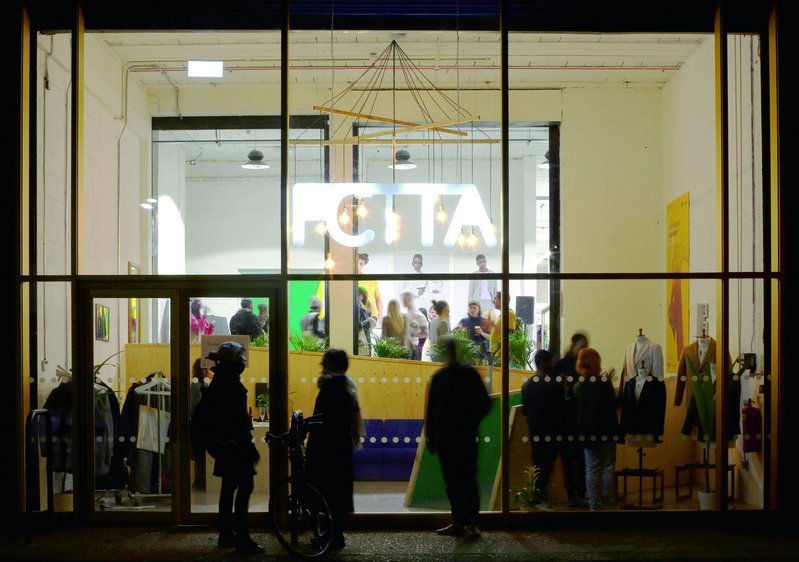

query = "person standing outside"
(229, 299), (264, 342)
(467, 254), (497, 313)
(425, 337), (491, 538)
(553, 332), (589, 507)
(305, 349), (364, 550)
(573, 347), (620, 511)
(521, 349), (563, 509)
(357, 253), (383, 326)
(203, 342), (262, 553)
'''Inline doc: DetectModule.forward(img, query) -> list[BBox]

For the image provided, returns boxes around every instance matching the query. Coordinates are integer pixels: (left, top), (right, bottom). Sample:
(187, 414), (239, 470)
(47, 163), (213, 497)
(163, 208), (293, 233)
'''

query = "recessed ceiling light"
(188, 60), (224, 78)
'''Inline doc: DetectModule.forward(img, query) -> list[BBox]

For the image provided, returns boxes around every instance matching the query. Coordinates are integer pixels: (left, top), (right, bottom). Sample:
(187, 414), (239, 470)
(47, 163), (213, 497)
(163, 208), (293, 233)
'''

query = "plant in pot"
(512, 465), (546, 511)
(251, 332), (269, 349)
(371, 336), (410, 359)
(431, 329), (481, 365)
(508, 322), (536, 370)
(255, 387), (270, 422)
(289, 334), (328, 352)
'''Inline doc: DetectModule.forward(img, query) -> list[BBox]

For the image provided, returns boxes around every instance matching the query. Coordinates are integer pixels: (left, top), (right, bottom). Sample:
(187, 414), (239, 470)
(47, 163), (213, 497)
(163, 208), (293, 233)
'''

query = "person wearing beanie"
(573, 347), (621, 510)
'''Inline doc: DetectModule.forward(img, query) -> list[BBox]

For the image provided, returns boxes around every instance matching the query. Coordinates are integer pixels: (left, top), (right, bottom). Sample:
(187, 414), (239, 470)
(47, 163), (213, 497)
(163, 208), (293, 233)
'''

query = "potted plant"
(251, 332), (269, 349)
(508, 323), (535, 370)
(371, 336), (410, 359)
(289, 334), (328, 352)
(512, 465), (546, 511)
(697, 442), (715, 510)
(431, 329), (481, 365)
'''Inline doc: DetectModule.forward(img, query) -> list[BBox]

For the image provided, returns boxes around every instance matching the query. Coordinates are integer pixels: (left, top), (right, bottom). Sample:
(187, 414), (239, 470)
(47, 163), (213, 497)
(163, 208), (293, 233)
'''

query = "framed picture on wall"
(128, 262), (140, 343)
(95, 304), (110, 342)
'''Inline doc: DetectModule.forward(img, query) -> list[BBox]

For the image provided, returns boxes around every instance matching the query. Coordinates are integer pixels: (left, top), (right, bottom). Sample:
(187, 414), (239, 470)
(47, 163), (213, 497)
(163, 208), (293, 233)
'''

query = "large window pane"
(81, 31), (282, 275)
(36, 32), (72, 276)
(509, 32), (718, 274)
(94, 296), (171, 512)
(289, 29), (501, 276)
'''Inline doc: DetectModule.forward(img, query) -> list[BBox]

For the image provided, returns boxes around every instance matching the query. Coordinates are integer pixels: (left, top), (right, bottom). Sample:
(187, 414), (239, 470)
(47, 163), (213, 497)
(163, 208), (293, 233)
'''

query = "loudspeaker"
(516, 296), (535, 325)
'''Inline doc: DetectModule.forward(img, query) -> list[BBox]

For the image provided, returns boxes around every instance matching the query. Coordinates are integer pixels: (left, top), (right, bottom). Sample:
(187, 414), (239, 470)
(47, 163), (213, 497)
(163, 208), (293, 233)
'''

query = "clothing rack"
(132, 372), (171, 500)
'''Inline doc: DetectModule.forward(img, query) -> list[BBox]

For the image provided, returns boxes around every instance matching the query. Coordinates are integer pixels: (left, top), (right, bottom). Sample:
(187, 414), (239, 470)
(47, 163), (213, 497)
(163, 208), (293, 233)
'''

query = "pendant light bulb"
(324, 253), (335, 271)
(436, 203), (448, 223)
(356, 199), (368, 218)
(457, 230), (466, 247)
(338, 209), (351, 225)
(314, 221), (327, 236)
(466, 228), (479, 248)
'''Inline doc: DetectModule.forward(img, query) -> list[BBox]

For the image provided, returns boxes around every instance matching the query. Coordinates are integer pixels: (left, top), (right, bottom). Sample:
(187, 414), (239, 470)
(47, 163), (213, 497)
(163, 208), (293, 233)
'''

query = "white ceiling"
(95, 30), (708, 88)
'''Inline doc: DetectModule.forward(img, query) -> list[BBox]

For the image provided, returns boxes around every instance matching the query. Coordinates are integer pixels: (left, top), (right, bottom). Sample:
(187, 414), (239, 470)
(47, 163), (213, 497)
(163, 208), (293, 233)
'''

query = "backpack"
(189, 392), (214, 456)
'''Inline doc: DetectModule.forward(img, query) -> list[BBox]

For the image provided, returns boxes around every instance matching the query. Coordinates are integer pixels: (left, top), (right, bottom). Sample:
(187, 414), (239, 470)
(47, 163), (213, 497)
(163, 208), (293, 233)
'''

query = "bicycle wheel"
(269, 478), (334, 559)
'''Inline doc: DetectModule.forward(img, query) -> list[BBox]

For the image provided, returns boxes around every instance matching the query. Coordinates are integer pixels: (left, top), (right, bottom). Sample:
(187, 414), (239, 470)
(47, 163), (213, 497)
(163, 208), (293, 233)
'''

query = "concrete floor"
(3, 524), (798, 561)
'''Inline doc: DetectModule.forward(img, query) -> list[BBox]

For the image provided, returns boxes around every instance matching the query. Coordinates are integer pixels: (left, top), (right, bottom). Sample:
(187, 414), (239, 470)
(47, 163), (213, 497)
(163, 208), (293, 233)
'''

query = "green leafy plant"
(508, 323), (536, 370)
(255, 390), (270, 409)
(93, 350), (125, 378)
(512, 465), (545, 509)
(431, 329), (482, 364)
(371, 336), (410, 359)
(289, 334), (328, 352)
(252, 333), (269, 349)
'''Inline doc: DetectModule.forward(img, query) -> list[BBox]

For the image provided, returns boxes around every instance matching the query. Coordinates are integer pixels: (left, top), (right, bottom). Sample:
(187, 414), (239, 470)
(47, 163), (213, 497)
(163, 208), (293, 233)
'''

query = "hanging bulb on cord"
(314, 221), (327, 236)
(324, 253), (335, 271)
(338, 208), (351, 226)
(356, 199), (368, 218)
(466, 227), (479, 248)
(436, 203), (448, 223)
(457, 229), (466, 247)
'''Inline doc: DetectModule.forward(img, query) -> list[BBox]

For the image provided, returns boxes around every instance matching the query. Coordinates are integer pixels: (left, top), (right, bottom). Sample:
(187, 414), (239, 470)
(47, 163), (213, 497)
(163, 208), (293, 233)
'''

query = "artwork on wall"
(128, 262), (140, 344)
(666, 192), (690, 373)
(95, 304), (110, 342)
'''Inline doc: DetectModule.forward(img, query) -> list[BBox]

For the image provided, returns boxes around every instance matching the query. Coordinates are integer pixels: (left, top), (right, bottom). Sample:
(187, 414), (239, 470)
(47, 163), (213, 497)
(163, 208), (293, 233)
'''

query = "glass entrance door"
(185, 291), (276, 524)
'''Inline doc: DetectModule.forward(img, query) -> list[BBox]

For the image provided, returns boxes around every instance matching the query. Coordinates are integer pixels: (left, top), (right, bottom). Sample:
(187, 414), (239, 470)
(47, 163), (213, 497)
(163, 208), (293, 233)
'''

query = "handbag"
(137, 404), (170, 454)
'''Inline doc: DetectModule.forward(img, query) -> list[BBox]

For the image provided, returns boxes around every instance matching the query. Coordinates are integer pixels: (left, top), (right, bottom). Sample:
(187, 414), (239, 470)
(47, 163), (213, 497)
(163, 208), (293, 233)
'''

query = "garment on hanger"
(42, 381), (74, 473)
(619, 375), (667, 441)
(616, 336), (664, 399)
(120, 373), (173, 494)
(95, 379), (128, 490)
(674, 338), (740, 442)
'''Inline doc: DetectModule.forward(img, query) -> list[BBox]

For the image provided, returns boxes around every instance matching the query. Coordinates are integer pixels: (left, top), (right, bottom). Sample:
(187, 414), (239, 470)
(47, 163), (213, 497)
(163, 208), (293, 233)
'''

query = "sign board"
(292, 183), (497, 249)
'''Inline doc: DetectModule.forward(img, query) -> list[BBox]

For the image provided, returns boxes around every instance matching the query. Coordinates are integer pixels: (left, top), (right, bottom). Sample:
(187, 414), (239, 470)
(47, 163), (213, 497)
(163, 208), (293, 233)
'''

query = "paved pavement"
(3, 524), (798, 561)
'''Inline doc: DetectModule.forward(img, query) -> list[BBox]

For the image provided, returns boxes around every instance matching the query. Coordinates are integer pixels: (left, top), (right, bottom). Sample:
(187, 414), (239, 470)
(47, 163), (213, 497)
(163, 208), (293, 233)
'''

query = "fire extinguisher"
(741, 399), (762, 454)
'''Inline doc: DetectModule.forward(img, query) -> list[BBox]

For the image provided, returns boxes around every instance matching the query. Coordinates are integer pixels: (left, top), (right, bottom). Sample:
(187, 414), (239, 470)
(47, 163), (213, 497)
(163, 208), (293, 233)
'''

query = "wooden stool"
(616, 467), (664, 509)
(674, 463), (735, 501)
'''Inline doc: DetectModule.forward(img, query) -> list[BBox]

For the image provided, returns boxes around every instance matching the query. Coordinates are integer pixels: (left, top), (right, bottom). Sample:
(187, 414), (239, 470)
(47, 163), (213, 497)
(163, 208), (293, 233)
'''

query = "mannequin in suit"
(674, 333), (740, 444)
(618, 331), (666, 447)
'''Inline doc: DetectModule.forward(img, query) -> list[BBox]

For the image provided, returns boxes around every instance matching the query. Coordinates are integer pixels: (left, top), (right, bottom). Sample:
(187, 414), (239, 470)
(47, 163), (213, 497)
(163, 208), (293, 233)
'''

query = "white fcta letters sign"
(291, 183), (497, 248)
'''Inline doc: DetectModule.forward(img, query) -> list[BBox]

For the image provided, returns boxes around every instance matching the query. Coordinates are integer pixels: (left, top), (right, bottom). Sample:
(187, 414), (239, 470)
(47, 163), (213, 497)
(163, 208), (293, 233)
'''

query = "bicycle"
(265, 411), (334, 559)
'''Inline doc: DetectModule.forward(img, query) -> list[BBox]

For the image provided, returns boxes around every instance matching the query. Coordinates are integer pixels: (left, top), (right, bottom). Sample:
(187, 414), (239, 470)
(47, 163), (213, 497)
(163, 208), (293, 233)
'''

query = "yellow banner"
(666, 193), (690, 372)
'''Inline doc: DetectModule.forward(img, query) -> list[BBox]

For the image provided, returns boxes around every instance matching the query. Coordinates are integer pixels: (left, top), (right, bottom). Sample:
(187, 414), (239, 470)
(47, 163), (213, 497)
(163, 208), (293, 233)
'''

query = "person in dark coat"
(305, 349), (364, 550)
(573, 347), (621, 511)
(425, 337), (491, 539)
(521, 349), (563, 507)
(552, 332), (589, 507)
(203, 341), (262, 553)
(229, 299), (264, 341)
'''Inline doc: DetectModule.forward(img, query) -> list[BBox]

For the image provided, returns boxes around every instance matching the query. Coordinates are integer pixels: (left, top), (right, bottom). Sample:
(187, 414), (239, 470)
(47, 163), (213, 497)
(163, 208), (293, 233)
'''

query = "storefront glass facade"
(16, 1), (782, 525)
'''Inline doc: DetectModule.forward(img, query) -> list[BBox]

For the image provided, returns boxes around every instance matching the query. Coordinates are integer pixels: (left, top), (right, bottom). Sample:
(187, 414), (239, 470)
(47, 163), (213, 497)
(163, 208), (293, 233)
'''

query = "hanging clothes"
(616, 337), (664, 399)
(619, 375), (667, 441)
(674, 338), (740, 443)
(42, 381), (74, 473)
(120, 375), (173, 494)
(741, 401), (762, 453)
(95, 379), (128, 490)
